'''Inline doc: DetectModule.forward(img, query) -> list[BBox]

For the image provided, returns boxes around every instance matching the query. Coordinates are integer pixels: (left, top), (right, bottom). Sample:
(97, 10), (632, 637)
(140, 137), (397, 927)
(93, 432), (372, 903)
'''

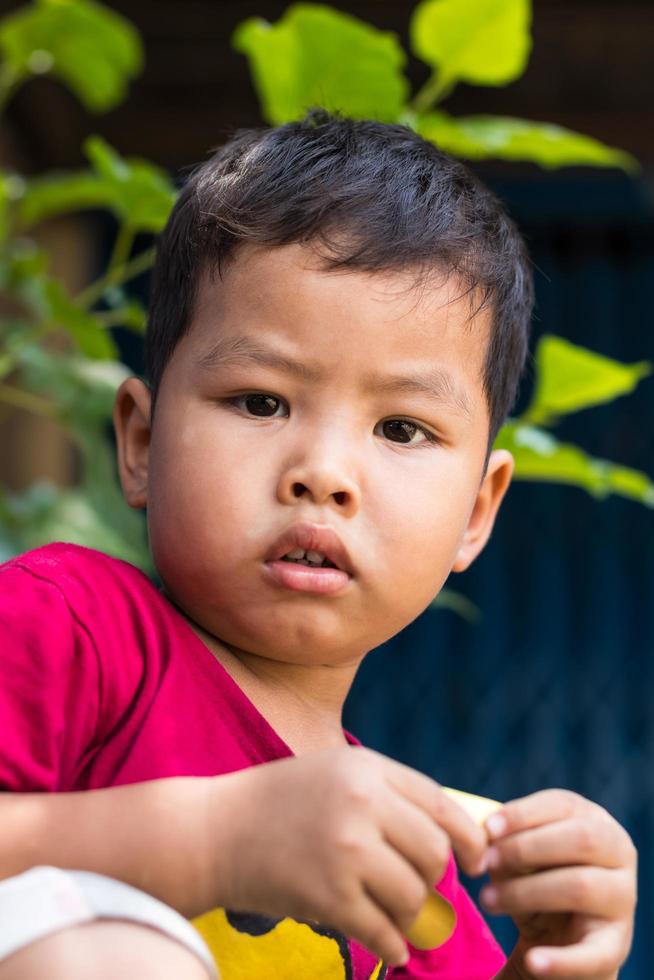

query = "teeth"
(281, 548), (336, 568)
(280, 547), (334, 568)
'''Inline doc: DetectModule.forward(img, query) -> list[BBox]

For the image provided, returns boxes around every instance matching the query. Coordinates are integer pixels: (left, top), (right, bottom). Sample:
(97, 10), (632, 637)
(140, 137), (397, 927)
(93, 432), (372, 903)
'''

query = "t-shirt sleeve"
(0, 563), (100, 791)
(396, 854), (507, 979)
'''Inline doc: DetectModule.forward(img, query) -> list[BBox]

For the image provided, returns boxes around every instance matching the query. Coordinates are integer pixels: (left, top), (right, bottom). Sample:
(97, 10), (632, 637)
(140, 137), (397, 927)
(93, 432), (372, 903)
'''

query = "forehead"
(179, 243), (491, 411)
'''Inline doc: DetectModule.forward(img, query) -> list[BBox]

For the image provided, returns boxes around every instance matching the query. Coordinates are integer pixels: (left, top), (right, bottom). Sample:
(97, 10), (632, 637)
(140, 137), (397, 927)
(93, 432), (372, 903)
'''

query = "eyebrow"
(368, 369), (472, 417)
(194, 335), (472, 417)
(196, 335), (323, 383)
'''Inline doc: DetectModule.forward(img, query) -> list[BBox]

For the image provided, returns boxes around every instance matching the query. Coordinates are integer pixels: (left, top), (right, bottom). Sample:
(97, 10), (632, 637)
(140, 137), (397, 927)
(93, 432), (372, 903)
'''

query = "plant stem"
(518, 406), (547, 427)
(94, 308), (144, 330)
(0, 381), (58, 418)
(0, 63), (21, 115)
(75, 246), (156, 310)
(108, 223), (135, 276)
(410, 70), (455, 115)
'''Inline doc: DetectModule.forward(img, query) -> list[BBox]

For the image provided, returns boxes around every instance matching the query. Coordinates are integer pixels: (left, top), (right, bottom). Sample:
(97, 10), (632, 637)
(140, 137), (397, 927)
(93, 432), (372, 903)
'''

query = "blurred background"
(0, 0), (652, 973)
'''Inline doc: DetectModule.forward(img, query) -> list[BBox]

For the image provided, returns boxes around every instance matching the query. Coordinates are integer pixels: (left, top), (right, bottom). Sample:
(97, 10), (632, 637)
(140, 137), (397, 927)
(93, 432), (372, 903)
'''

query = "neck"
(179, 612), (361, 755)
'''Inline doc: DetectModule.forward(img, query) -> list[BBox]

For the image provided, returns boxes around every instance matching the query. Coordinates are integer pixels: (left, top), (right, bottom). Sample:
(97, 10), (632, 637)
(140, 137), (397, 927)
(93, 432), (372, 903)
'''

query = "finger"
(341, 887), (410, 967)
(485, 789), (604, 841)
(380, 791), (453, 887)
(486, 816), (635, 876)
(480, 866), (635, 919)
(375, 753), (486, 875)
(522, 922), (632, 978)
(362, 839), (431, 937)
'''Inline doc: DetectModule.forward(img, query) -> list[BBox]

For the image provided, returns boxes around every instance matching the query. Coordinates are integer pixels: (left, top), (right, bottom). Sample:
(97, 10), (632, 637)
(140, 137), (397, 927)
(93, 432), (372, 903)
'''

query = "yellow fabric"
(192, 906), (385, 980)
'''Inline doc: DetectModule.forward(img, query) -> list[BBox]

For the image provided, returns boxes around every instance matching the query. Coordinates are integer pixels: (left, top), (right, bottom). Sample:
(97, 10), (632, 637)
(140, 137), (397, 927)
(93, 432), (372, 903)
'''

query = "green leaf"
(17, 137), (177, 232)
(2, 238), (48, 288)
(85, 136), (177, 230)
(430, 588), (481, 622)
(233, 3), (409, 124)
(524, 335), (651, 425)
(0, 479), (153, 574)
(0, 179), (10, 245)
(18, 171), (118, 228)
(496, 422), (654, 507)
(0, 0), (143, 112)
(416, 111), (639, 172)
(43, 279), (119, 359)
(12, 344), (130, 424)
(0, 352), (15, 380)
(98, 298), (147, 334)
(410, 0), (531, 89)
(1, 339), (152, 571)
(3, 247), (118, 359)
(8, 250), (118, 360)
(0, 171), (26, 243)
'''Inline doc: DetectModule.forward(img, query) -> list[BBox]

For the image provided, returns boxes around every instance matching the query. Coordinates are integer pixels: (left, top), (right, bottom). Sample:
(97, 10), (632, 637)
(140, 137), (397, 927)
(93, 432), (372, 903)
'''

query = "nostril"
(289, 483), (349, 504)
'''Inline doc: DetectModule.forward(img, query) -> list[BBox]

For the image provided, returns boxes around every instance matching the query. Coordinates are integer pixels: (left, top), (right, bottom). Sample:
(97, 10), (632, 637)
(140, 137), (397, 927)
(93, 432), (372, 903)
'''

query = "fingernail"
(480, 885), (498, 908)
(486, 846), (501, 869)
(485, 813), (507, 839)
(529, 951), (551, 973)
(474, 853), (488, 875)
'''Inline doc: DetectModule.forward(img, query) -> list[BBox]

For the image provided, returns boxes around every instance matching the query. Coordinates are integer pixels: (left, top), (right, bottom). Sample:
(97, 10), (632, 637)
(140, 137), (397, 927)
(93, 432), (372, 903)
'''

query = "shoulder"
(1, 541), (161, 620)
(2, 539), (154, 590)
(0, 541), (171, 691)
(0, 543), (159, 789)
(0, 543), (180, 789)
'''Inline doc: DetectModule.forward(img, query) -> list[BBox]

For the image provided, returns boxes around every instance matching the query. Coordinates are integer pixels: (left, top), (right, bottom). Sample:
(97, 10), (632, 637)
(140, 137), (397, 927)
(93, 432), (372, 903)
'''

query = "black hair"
(144, 108), (533, 445)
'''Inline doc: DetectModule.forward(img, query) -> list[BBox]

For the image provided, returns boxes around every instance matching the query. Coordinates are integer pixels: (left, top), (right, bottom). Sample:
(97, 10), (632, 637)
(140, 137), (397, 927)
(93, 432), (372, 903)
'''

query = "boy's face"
(114, 243), (512, 669)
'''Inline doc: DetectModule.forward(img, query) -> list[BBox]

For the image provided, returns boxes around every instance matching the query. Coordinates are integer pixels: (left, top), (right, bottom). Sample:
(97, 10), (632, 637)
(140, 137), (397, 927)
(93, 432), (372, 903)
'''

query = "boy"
(0, 111), (636, 980)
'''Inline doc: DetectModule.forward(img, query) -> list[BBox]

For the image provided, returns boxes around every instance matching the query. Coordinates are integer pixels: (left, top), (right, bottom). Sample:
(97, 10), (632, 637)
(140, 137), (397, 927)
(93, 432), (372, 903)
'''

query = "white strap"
(0, 866), (217, 977)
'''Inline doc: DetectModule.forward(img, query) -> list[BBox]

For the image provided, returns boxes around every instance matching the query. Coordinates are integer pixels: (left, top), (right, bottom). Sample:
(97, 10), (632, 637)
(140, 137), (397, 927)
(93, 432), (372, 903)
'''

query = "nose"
(276, 442), (361, 516)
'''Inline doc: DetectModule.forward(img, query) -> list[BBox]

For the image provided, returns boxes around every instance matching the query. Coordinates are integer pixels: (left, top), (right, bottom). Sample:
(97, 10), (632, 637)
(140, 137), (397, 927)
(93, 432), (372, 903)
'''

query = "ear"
(112, 377), (153, 509)
(451, 450), (514, 573)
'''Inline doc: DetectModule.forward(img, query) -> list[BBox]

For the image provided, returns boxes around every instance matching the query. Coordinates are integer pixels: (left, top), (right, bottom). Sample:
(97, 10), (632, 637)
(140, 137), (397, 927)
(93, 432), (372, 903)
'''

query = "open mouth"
(265, 522), (353, 579)
(279, 548), (339, 570)
(264, 535), (352, 594)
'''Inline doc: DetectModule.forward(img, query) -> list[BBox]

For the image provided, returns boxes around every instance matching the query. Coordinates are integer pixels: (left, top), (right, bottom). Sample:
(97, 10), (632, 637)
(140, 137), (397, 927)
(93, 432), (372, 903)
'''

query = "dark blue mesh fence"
(343, 175), (654, 975)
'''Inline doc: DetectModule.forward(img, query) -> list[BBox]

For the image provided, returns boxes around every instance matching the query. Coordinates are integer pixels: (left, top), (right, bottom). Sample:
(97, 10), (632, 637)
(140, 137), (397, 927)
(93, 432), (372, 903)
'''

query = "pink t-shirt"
(0, 542), (505, 980)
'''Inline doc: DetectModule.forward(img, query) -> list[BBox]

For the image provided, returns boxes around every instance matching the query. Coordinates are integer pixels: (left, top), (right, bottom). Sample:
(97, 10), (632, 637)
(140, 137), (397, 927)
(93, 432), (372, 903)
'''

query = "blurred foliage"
(413, 111), (638, 170)
(524, 336), (651, 427)
(409, 0), (532, 88)
(0, 0), (142, 112)
(0, 0), (651, 583)
(18, 135), (176, 233)
(496, 422), (654, 507)
(234, 0), (639, 171)
(233, 5), (409, 124)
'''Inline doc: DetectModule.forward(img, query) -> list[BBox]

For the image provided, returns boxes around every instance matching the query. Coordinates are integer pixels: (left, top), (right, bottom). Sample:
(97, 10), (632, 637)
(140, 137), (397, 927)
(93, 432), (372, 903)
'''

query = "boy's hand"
(479, 790), (637, 980)
(214, 746), (487, 966)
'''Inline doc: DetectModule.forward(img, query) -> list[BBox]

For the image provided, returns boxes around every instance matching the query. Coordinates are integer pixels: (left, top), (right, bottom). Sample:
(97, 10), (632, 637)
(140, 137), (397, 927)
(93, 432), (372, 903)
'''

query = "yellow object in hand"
(404, 787), (502, 951)
(440, 786), (504, 827)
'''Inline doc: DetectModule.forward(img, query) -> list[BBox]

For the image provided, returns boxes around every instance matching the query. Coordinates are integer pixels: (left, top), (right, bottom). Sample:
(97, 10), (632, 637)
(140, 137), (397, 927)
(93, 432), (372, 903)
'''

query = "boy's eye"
(235, 393), (286, 417)
(228, 394), (437, 446)
(379, 419), (434, 446)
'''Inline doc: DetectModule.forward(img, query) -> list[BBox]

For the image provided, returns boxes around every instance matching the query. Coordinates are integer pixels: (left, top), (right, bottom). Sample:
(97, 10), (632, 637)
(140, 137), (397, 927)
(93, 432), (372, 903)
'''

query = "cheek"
(381, 465), (473, 548)
(148, 420), (263, 561)
(373, 464), (476, 593)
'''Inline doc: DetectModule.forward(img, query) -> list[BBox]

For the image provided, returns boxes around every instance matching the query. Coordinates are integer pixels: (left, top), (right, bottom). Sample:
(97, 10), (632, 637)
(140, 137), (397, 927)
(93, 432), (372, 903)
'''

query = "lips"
(265, 522), (354, 576)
